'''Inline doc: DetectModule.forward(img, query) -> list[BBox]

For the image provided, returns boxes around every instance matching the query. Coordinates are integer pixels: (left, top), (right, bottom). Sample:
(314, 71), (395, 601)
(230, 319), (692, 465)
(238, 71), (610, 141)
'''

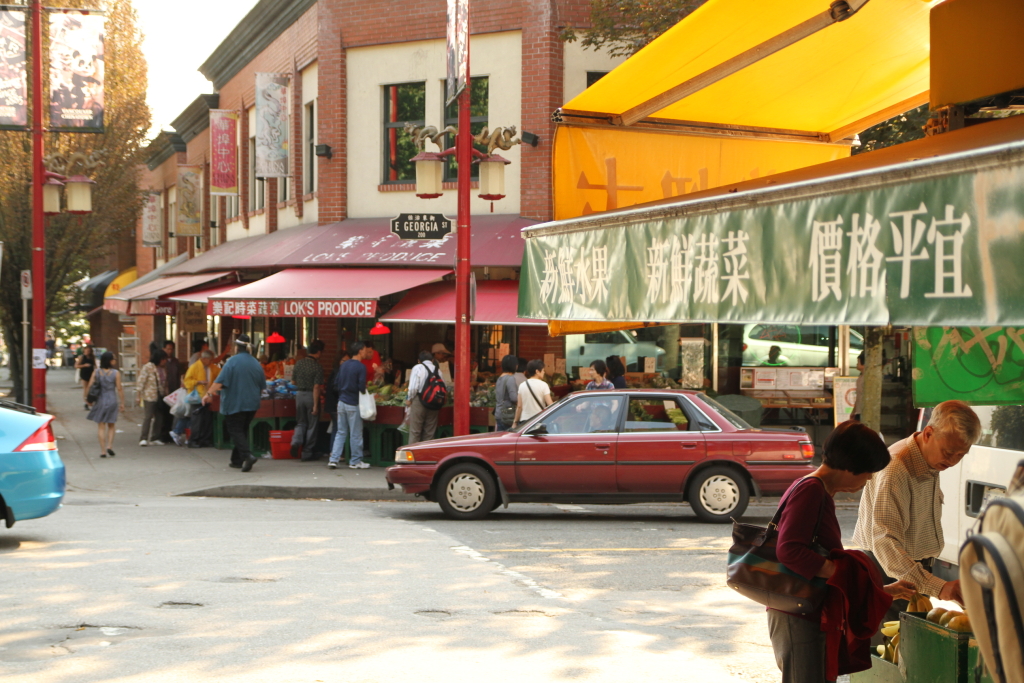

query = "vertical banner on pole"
(254, 73), (289, 178)
(0, 10), (28, 129)
(48, 11), (105, 132)
(176, 165), (203, 236)
(445, 0), (469, 106)
(210, 109), (238, 195)
(141, 191), (162, 246)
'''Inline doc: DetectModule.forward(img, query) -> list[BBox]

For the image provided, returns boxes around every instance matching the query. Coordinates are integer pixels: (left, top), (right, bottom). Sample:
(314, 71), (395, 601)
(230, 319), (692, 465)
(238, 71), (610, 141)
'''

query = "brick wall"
(518, 325), (565, 362)
(317, 4), (345, 223)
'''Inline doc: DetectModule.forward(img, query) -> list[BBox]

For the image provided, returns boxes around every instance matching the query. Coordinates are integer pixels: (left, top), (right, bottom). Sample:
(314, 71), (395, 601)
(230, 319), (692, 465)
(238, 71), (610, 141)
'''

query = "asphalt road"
(0, 494), (860, 683)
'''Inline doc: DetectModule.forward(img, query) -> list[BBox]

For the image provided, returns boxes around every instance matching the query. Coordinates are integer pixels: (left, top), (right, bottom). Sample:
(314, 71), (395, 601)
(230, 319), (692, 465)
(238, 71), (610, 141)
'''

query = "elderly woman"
(137, 348), (168, 446)
(768, 421), (915, 683)
(170, 350), (221, 446)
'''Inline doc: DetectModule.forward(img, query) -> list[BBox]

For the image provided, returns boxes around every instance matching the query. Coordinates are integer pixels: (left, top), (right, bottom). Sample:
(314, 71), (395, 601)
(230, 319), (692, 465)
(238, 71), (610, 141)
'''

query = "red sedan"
(386, 390), (815, 521)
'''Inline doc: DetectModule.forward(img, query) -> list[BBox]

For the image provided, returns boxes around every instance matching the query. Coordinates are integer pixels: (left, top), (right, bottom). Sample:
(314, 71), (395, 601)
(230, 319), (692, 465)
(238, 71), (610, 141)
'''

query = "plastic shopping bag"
(358, 391), (377, 421)
(185, 389), (203, 405)
(163, 387), (186, 408)
(170, 396), (192, 419)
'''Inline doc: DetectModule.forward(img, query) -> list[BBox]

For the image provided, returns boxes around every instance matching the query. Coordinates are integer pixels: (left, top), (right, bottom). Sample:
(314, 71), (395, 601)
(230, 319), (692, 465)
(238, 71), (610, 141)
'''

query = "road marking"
(553, 504), (587, 512)
(451, 545), (564, 600)
(478, 547), (729, 553)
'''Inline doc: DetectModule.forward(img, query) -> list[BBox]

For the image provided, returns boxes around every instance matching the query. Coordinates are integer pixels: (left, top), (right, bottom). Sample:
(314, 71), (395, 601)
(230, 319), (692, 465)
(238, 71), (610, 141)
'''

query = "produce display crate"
(851, 656), (903, 683)
(269, 430), (296, 459)
(900, 611), (972, 683)
(966, 639), (996, 683)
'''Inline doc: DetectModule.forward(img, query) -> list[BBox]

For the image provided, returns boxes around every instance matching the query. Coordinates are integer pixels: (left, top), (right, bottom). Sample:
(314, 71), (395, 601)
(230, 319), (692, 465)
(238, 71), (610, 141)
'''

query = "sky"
(135, 0), (260, 138)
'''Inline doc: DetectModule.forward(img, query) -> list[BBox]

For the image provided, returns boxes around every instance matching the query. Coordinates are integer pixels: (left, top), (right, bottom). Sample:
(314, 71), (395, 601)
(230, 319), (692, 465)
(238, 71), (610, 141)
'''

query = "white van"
(564, 330), (667, 375)
(742, 324), (864, 367)
(929, 406), (1023, 580)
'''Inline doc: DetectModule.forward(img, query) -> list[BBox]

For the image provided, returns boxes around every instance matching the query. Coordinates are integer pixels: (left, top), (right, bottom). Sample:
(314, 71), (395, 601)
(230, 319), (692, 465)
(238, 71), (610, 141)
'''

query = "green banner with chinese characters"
(519, 158), (1024, 326)
(913, 327), (1024, 407)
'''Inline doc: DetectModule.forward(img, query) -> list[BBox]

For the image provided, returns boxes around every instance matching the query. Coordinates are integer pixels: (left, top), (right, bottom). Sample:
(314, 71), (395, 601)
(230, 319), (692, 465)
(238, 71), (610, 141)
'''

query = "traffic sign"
(20, 270), (31, 300)
(390, 213), (453, 241)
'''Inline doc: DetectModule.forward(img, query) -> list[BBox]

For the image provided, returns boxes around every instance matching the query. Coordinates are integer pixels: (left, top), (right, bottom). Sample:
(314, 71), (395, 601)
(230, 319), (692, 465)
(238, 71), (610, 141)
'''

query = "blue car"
(0, 400), (65, 527)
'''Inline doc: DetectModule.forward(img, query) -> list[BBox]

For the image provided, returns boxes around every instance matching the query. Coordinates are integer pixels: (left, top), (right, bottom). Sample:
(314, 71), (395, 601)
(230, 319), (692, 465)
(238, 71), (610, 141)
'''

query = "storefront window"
(565, 324), (706, 381)
(442, 77), (488, 181)
(476, 324), (514, 374)
(383, 82), (425, 183)
(736, 324), (862, 368)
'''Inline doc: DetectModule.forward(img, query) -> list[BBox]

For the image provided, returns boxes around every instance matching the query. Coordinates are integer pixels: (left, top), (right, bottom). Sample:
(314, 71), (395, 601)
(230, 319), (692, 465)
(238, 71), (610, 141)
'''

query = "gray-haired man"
(853, 400), (982, 616)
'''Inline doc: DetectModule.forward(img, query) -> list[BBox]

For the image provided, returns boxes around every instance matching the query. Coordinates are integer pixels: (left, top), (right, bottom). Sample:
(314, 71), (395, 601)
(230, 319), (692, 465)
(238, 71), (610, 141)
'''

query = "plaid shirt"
(852, 433), (946, 597)
(292, 356), (324, 391)
(136, 362), (167, 403)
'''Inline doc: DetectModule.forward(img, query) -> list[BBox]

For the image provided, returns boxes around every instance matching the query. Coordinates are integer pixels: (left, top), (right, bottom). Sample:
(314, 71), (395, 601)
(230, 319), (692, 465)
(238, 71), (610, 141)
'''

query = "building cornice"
(172, 94), (220, 143)
(145, 131), (187, 171)
(199, 0), (316, 91)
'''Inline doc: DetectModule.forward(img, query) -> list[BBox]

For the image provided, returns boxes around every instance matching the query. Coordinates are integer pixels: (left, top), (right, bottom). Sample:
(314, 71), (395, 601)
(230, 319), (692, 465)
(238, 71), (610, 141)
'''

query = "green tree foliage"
(561, 0), (705, 58)
(852, 105), (930, 156)
(0, 0), (150, 400)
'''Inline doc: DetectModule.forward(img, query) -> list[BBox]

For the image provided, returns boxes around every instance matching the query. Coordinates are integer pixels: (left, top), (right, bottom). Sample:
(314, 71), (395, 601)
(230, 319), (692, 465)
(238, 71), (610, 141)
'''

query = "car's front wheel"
(436, 463), (497, 520)
(686, 466), (749, 523)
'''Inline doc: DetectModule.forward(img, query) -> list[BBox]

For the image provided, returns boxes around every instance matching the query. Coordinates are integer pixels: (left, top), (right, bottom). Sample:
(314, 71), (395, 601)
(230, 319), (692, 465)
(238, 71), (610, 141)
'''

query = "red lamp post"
(30, 0), (46, 411)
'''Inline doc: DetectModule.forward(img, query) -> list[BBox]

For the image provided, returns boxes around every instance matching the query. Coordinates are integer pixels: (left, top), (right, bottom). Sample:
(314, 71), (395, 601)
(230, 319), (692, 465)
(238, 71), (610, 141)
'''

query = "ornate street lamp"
(42, 174), (64, 216)
(404, 123), (520, 201)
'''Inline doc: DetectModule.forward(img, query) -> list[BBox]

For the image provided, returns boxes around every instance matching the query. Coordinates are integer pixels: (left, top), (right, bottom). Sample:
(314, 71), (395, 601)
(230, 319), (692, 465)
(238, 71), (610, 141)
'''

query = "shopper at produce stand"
(290, 339), (325, 461)
(405, 350), (442, 444)
(328, 342), (373, 470)
(202, 335), (265, 472)
(585, 360), (615, 390)
(494, 355), (519, 431)
(605, 355), (627, 389)
(768, 421), (915, 683)
(513, 360), (553, 426)
(325, 351), (350, 439)
(852, 400), (981, 617)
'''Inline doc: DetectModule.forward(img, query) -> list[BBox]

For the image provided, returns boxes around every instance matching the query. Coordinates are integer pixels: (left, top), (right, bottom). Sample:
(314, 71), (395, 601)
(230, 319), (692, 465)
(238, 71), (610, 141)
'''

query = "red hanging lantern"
(266, 331), (286, 343)
(369, 322), (391, 335)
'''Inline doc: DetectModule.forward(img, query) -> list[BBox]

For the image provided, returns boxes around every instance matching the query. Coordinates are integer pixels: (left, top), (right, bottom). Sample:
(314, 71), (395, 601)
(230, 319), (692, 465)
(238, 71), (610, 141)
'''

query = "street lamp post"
(30, 0), (46, 411)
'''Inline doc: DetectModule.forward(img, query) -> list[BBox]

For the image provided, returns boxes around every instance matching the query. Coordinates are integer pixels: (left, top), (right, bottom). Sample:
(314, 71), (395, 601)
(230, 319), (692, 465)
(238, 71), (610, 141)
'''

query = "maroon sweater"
(776, 476), (843, 581)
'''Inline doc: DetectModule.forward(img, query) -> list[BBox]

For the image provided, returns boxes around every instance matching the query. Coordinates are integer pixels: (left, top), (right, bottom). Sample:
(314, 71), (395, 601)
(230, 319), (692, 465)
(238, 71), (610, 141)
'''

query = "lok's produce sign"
(520, 158), (1024, 326)
(208, 299), (377, 318)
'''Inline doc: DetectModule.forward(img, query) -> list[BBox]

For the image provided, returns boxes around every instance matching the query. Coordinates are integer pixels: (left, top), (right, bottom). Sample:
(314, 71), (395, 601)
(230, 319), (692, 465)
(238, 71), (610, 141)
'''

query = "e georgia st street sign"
(391, 213), (453, 240)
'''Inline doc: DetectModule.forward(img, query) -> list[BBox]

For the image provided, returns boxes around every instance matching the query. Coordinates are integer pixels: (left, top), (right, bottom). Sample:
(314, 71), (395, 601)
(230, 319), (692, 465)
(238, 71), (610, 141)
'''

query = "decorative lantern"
(412, 151), (444, 199)
(266, 331), (286, 343)
(42, 175), (64, 215)
(369, 322), (391, 335)
(478, 153), (511, 201)
(65, 175), (96, 214)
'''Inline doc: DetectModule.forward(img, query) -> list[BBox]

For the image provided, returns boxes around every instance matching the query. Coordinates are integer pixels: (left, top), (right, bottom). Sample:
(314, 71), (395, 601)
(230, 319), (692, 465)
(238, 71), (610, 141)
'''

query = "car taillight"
(742, 343), (748, 351)
(14, 421), (57, 452)
(799, 441), (815, 459)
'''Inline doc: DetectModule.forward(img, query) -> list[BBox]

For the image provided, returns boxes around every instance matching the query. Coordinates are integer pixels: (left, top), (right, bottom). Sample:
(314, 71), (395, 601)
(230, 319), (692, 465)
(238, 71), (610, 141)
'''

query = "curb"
(177, 484), (421, 502)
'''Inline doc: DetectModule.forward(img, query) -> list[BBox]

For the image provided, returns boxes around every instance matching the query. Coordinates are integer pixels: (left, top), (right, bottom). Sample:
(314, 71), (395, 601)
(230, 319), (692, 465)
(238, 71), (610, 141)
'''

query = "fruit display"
(907, 593), (934, 613)
(877, 621), (902, 664)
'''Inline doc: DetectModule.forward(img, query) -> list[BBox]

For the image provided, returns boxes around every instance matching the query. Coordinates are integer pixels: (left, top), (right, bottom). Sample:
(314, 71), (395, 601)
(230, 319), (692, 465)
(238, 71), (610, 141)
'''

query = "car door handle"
(595, 443), (611, 449)
(681, 443), (697, 449)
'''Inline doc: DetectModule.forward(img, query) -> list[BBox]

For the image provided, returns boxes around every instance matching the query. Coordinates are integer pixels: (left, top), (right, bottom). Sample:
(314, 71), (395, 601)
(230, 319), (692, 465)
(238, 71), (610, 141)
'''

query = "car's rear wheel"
(437, 463), (497, 520)
(687, 466), (749, 523)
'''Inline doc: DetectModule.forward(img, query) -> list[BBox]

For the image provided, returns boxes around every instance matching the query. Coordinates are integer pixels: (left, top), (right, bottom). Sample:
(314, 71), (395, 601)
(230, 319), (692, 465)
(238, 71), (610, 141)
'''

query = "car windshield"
(694, 394), (752, 430)
(507, 394), (572, 434)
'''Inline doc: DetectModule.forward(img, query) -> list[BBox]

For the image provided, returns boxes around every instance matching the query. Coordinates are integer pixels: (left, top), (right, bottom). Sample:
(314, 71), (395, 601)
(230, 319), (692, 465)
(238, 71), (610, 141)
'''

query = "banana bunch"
(876, 621), (902, 664)
(907, 593), (933, 613)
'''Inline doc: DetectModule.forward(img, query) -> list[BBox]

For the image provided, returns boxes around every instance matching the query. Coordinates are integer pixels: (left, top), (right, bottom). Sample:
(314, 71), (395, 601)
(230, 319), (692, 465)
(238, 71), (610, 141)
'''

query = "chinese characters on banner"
(445, 0), (469, 105)
(48, 11), (105, 132)
(208, 299), (377, 318)
(141, 192), (162, 247)
(254, 73), (289, 178)
(520, 162), (1024, 326)
(209, 110), (238, 195)
(176, 165), (202, 237)
(0, 10), (27, 129)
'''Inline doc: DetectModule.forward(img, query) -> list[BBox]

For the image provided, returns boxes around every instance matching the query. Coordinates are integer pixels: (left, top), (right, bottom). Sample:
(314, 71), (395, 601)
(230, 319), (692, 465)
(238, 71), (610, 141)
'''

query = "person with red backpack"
(405, 350), (448, 444)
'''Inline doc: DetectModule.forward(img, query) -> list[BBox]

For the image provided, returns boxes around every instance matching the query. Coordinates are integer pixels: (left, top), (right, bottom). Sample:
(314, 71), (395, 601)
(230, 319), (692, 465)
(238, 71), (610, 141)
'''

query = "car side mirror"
(524, 423), (548, 436)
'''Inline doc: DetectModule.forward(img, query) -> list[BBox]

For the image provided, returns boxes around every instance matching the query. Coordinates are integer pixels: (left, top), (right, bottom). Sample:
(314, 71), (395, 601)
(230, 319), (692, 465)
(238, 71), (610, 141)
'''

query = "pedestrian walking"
(291, 339), (325, 461)
(328, 341), (372, 469)
(585, 359), (615, 390)
(324, 351), (350, 441)
(766, 422), (914, 683)
(159, 340), (183, 442)
(85, 351), (125, 458)
(405, 350), (442, 444)
(76, 345), (96, 409)
(493, 354), (519, 431)
(202, 334), (266, 472)
(137, 349), (168, 446)
(513, 359), (553, 427)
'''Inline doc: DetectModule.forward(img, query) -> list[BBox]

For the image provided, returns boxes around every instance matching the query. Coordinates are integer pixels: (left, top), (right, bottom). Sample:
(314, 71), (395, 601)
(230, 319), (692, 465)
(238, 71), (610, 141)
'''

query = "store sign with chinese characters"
(208, 299), (377, 318)
(519, 161), (1024, 326)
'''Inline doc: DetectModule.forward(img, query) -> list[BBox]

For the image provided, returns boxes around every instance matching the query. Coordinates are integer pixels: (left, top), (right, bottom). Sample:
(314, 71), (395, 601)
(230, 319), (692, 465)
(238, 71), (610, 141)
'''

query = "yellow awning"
(562, 0), (935, 141)
(103, 268), (137, 299)
(547, 320), (673, 337)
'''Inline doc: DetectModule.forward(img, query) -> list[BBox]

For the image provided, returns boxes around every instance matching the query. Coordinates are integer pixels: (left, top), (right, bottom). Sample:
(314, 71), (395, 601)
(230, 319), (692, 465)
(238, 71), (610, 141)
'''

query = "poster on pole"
(833, 376), (858, 425)
(210, 109), (238, 195)
(48, 11), (105, 132)
(141, 191), (162, 247)
(445, 0), (468, 106)
(254, 73), (289, 178)
(0, 10), (28, 129)
(176, 165), (202, 237)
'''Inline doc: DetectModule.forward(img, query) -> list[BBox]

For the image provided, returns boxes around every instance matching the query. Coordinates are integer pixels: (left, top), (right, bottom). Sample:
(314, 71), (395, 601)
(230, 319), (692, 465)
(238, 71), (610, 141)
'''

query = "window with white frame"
(382, 82), (425, 184)
(305, 100), (316, 194)
(442, 77), (488, 181)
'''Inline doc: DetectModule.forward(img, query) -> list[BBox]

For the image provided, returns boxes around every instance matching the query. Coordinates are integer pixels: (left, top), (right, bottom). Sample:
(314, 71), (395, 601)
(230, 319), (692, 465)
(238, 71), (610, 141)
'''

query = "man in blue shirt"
(329, 341), (373, 469)
(203, 334), (266, 472)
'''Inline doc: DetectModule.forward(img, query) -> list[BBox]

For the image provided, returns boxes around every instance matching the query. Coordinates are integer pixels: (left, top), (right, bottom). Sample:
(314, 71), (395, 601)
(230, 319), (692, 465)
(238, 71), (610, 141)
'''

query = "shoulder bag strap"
(524, 379), (541, 408)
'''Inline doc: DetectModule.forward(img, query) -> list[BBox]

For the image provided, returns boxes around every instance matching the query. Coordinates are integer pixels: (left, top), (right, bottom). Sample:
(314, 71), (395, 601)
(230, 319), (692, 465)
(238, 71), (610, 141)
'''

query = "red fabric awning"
(207, 268), (450, 318)
(381, 280), (546, 326)
(164, 215), (535, 275)
(166, 283), (245, 304)
(104, 272), (233, 315)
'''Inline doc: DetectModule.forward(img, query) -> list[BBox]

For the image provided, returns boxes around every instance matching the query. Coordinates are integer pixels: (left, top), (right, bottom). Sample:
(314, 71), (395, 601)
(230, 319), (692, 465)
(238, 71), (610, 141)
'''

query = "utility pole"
(453, 54), (472, 437)
(30, 0), (47, 412)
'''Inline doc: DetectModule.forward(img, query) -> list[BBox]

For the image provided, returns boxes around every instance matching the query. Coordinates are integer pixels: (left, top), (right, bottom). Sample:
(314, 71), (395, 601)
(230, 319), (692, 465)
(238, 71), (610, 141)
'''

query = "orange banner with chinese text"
(553, 125), (849, 221)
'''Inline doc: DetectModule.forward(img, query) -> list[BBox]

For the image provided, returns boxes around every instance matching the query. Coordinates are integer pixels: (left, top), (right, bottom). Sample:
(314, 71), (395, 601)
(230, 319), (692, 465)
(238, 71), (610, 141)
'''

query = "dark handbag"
(726, 477), (829, 614)
(86, 374), (102, 404)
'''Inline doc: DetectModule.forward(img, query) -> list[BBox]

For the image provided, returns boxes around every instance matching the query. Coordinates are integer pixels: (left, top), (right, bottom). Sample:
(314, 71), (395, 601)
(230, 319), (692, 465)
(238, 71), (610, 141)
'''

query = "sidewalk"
(1, 367), (414, 502)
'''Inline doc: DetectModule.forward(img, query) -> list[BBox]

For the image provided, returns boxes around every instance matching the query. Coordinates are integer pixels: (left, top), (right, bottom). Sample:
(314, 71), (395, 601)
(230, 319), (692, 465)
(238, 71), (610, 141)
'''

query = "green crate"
(851, 656), (903, 683)
(900, 611), (972, 683)
(966, 640), (996, 683)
